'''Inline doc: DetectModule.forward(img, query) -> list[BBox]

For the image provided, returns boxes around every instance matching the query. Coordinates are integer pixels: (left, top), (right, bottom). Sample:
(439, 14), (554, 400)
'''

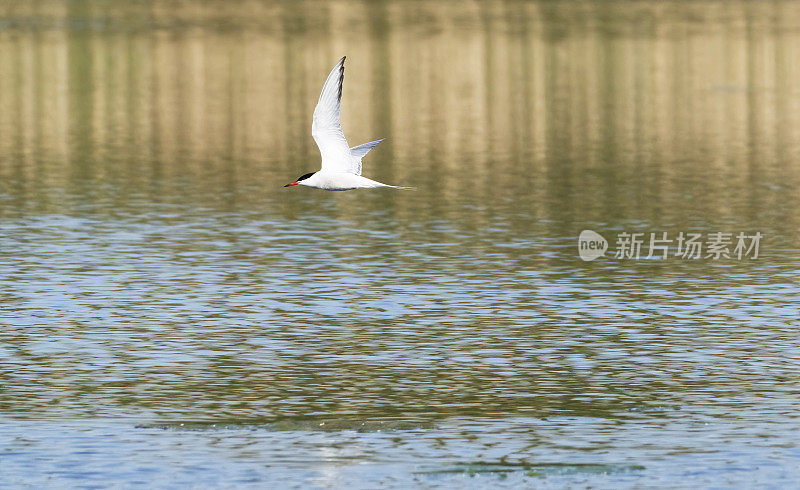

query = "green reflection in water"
(0, 0), (797, 427)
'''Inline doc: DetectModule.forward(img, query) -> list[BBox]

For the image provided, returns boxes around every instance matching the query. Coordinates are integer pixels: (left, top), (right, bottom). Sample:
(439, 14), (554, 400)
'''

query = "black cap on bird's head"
(284, 172), (316, 187)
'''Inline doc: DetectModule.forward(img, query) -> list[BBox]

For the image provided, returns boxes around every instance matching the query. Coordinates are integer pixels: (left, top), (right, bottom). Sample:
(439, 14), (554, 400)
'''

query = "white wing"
(350, 138), (383, 158)
(312, 57), (358, 174)
(349, 139), (384, 176)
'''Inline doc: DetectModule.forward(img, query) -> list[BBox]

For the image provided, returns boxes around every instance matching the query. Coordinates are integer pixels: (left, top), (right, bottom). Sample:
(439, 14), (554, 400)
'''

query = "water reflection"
(0, 0), (799, 486)
(0, 1), (798, 228)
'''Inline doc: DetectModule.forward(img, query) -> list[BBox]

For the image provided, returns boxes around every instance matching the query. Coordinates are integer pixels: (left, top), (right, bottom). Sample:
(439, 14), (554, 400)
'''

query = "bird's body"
(298, 172), (398, 191)
(284, 57), (412, 191)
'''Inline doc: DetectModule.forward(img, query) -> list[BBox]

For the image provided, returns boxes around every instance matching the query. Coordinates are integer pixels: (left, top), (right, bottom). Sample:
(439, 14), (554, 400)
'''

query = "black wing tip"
(337, 56), (345, 103)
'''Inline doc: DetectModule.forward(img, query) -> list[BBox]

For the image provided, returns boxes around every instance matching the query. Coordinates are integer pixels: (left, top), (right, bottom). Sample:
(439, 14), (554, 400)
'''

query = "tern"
(284, 57), (412, 191)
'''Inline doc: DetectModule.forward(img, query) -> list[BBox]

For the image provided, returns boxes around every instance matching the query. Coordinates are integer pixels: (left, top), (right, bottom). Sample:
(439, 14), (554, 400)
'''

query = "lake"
(1, 0), (799, 487)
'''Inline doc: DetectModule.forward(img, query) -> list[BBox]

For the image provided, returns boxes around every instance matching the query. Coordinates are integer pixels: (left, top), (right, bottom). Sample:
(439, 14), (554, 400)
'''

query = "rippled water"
(1, 0), (799, 487)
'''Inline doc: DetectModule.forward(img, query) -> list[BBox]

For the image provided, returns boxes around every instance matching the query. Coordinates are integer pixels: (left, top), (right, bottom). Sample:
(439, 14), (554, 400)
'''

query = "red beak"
(284, 181), (299, 187)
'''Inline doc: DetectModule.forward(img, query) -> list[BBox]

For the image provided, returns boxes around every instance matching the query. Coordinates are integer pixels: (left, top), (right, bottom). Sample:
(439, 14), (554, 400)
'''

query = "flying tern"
(284, 57), (412, 191)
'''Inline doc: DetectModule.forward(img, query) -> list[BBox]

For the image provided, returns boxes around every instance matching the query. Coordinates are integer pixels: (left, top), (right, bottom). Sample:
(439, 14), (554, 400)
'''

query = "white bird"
(284, 56), (412, 191)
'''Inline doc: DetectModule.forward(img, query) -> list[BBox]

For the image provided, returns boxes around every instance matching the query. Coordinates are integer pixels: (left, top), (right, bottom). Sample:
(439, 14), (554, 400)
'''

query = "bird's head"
(284, 172), (316, 187)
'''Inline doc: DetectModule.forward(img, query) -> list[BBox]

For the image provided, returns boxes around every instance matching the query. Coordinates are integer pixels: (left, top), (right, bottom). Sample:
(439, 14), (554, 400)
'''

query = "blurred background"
(1, 1), (798, 487)
(1, 0), (799, 225)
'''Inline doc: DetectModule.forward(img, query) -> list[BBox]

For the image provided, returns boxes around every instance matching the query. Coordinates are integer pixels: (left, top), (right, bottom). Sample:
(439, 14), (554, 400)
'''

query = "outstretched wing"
(349, 138), (384, 176)
(350, 138), (384, 158)
(312, 57), (355, 173)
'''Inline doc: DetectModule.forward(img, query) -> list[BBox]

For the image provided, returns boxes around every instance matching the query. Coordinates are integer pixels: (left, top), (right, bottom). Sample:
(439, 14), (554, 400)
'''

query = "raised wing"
(350, 138), (383, 158)
(312, 57), (357, 174)
(349, 138), (384, 175)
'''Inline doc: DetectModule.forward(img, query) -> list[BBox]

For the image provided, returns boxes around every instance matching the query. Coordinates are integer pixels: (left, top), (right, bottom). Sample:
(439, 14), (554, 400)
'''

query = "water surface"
(1, 1), (799, 487)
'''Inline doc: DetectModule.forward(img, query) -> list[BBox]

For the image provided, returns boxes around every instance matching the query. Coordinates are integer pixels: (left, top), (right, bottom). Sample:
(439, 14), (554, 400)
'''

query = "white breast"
(300, 172), (389, 191)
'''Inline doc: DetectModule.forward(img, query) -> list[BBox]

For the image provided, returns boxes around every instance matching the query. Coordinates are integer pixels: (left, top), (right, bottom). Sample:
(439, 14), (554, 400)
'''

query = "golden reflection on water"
(0, 0), (798, 231)
(1, 5), (800, 486)
(1, 1), (800, 444)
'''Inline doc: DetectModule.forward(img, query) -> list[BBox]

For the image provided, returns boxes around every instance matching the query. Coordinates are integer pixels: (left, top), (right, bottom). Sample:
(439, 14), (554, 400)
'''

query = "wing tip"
(337, 56), (345, 103)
